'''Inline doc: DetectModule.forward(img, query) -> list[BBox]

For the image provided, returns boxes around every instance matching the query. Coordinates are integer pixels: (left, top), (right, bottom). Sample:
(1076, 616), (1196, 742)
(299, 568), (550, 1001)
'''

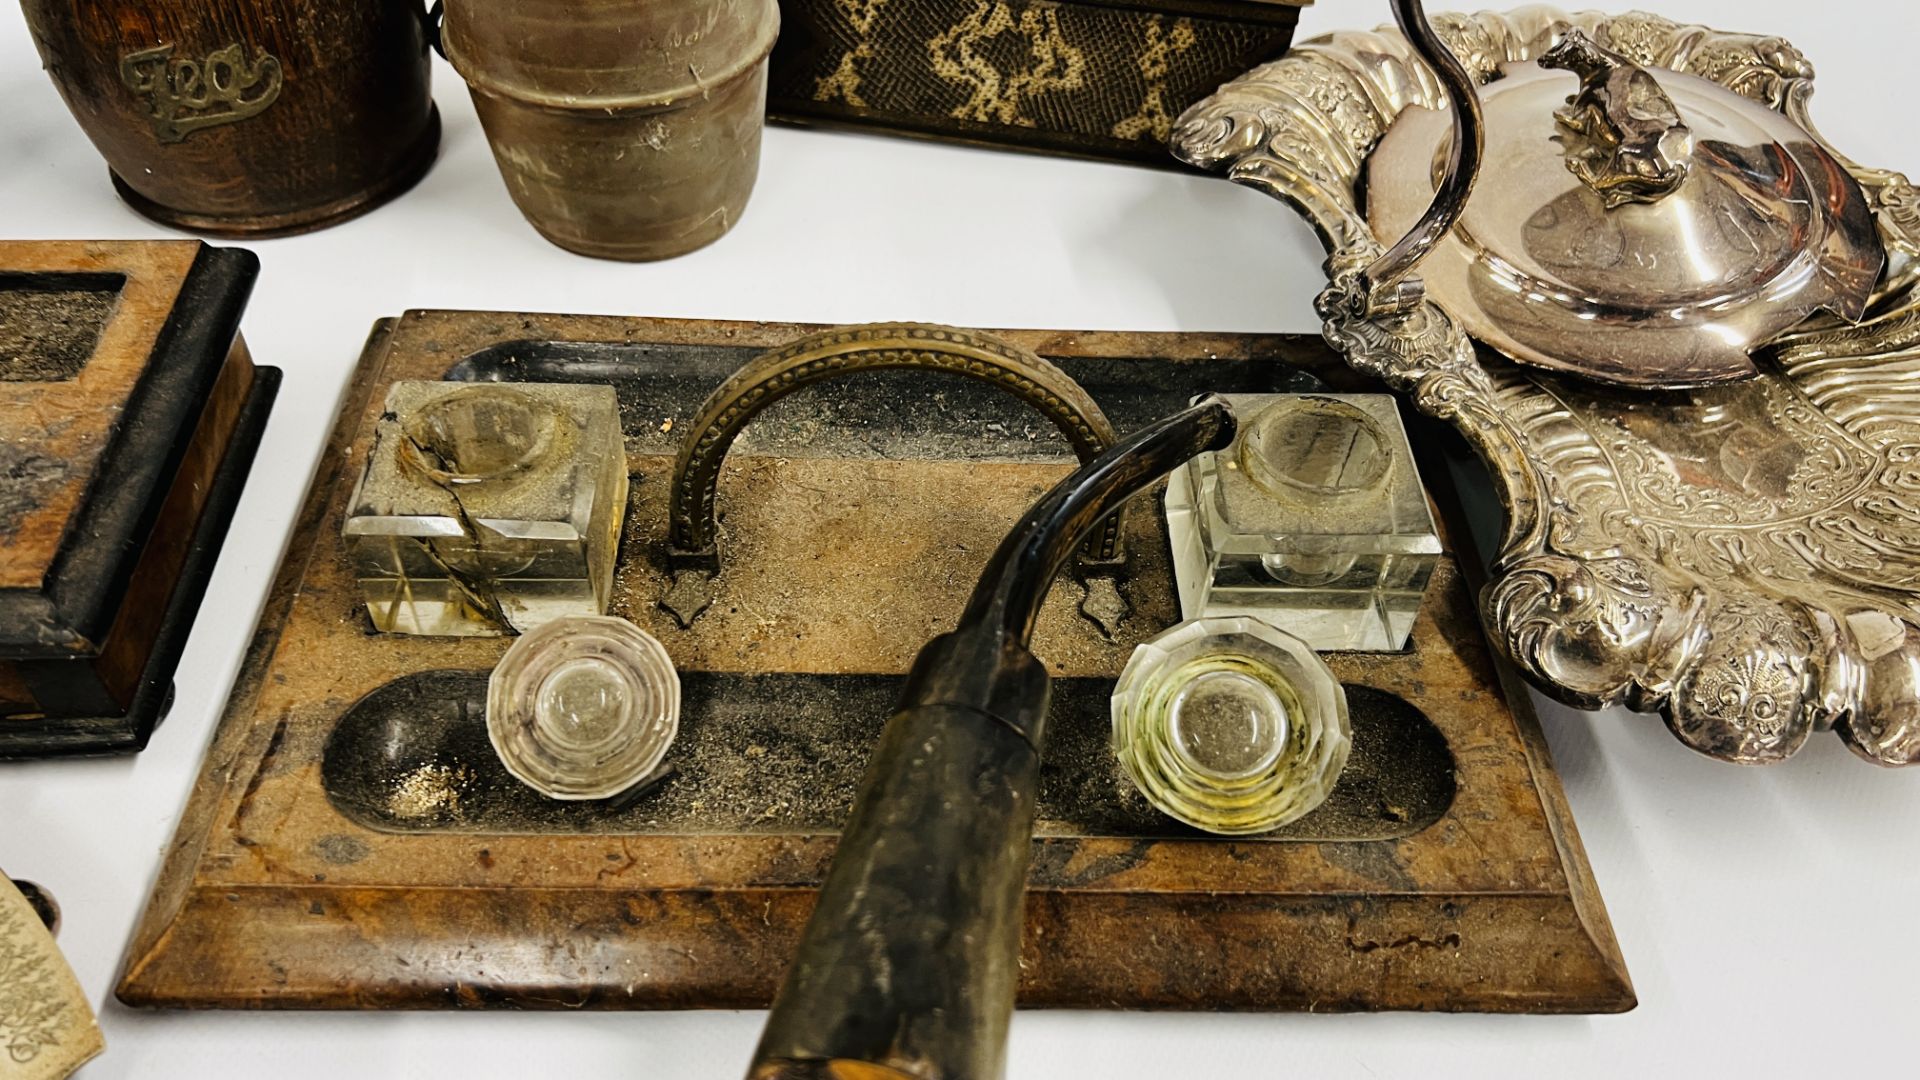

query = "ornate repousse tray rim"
(1171, 6), (1920, 765)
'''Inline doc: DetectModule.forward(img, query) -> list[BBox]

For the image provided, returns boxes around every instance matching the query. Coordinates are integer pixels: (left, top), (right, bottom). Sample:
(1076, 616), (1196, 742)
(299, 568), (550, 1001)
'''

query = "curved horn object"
(747, 398), (1237, 1080)
(1354, 0), (1486, 316)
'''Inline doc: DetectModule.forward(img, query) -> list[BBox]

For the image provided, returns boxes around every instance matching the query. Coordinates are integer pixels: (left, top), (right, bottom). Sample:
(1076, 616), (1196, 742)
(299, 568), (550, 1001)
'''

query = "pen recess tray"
(118, 310), (1632, 1013)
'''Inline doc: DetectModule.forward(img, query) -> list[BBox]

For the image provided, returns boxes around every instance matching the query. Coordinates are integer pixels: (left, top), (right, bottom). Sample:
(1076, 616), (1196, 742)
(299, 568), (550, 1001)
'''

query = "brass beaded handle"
(665, 323), (1125, 574)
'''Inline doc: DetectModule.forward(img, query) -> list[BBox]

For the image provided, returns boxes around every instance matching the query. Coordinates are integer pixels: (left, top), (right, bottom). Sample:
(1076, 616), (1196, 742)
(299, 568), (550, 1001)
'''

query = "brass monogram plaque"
(119, 41), (283, 143)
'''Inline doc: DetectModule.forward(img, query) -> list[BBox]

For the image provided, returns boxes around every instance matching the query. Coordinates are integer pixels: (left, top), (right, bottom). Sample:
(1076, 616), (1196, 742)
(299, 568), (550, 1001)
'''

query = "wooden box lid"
(0, 240), (257, 658)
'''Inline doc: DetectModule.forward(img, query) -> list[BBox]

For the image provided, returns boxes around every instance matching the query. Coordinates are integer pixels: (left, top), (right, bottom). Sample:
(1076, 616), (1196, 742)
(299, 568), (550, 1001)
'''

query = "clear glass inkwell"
(1112, 616), (1350, 835)
(342, 381), (629, 636)
(487, 614), (680, 801)
(1165, 393), (1439, 651)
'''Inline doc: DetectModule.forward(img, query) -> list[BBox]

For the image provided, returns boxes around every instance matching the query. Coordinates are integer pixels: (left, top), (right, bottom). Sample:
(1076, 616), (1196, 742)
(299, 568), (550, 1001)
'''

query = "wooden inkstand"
(118, 311), (1630, 1013)
(0, 241), (279, 756)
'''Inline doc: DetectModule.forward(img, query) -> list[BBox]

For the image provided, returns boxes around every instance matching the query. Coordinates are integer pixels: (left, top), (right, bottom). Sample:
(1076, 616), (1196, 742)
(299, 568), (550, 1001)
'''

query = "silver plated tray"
(1172, 6), (1920, 765)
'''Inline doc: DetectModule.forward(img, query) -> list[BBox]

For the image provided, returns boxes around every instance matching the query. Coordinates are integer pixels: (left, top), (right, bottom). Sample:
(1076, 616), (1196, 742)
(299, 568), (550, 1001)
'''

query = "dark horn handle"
(665, 323), (1126, 575)
(1356, 0), (1486, 315)
(423, 1), (445, 60)
(747, 399), (1237, 1080)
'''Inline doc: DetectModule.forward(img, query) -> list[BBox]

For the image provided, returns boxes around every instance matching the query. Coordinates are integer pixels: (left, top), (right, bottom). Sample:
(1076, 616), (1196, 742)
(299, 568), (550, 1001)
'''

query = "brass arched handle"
(661, 323), (1128, 625)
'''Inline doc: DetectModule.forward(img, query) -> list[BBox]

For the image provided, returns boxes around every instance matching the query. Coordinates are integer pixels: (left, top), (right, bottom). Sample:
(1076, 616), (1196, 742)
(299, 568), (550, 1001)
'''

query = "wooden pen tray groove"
(323, 672), (1453, 840)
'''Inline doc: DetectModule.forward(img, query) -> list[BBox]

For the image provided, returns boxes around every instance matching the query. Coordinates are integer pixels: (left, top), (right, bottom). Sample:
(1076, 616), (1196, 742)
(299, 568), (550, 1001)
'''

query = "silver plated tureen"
(1173, 3), (1920, 765)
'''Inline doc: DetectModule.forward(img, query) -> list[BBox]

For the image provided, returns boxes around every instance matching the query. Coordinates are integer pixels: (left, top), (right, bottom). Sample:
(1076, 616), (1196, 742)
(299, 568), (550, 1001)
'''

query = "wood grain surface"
(117, 310), (1632, 1013)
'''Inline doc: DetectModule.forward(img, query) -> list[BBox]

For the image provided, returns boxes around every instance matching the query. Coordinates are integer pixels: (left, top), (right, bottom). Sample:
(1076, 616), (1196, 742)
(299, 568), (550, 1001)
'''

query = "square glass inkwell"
(0, 241), (279, 756)
(343, 381), (629, 636)
(1165, 393), (1440, 652)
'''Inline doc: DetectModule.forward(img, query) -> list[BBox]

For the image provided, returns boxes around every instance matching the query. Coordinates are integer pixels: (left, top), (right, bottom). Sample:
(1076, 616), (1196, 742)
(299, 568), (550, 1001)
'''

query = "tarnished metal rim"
(441, 7), (779, 113)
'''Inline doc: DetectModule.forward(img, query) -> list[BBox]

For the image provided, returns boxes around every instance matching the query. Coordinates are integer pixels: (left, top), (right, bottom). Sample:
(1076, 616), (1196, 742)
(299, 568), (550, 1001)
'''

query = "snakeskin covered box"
(769, 0), (1311, 165)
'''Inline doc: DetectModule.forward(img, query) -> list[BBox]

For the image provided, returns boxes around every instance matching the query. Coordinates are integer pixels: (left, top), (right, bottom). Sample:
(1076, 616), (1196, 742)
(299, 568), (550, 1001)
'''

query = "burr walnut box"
(0, 240), (279, 757)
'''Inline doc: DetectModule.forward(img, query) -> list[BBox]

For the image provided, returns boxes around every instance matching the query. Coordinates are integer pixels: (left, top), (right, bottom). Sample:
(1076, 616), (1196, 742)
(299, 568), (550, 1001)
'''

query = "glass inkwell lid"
(1365, 26), (1885, 388)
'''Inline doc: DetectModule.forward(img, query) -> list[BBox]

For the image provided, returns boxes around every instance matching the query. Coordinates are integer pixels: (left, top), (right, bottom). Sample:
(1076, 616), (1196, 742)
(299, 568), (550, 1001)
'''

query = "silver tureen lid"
(1366, 29), (1885, 388)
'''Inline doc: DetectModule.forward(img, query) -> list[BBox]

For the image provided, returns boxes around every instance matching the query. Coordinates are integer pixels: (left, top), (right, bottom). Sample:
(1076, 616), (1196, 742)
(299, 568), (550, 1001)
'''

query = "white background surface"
(2, 2), (1916, 1076)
